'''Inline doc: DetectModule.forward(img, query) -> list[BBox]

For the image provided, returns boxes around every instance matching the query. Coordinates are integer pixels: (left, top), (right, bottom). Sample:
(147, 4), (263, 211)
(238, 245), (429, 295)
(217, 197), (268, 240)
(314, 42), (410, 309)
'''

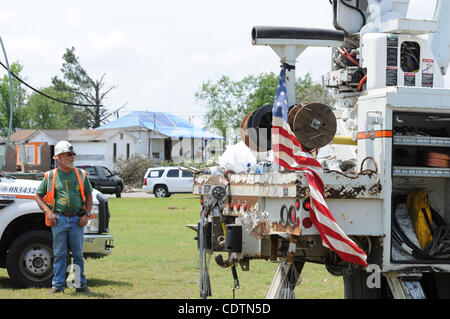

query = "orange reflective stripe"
(74, 167), (85, 203)
(357, 130), (393, 140)
(50, 169), (57, 203)
(15, 194), (36, 200)
(43, 168), (57, 208)
(43, 168), (57, 227)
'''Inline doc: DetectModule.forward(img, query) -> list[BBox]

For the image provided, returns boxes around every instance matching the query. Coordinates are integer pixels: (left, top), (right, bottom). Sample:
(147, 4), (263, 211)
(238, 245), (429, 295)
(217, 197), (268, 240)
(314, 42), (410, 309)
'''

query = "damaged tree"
(52, 47), (122, 128)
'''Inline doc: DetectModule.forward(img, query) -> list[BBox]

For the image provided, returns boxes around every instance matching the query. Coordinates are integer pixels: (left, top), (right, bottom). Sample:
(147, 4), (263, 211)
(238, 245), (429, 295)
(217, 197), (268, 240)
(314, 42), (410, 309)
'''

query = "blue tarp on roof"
(98, 111), (225, 140)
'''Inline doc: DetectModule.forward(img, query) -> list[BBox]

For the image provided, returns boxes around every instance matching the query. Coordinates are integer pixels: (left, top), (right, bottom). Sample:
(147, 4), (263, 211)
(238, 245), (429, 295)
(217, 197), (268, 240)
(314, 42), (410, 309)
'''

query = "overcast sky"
(0, 0), (442, 127)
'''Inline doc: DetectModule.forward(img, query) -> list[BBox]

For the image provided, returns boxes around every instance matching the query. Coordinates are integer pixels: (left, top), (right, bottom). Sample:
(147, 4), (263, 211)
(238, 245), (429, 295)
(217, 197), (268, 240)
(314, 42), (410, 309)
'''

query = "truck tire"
(115, 184), (122, 198)
(343, 269), (391, 299)
(6, 230), (54, 288)
(154, 185), (168, 198)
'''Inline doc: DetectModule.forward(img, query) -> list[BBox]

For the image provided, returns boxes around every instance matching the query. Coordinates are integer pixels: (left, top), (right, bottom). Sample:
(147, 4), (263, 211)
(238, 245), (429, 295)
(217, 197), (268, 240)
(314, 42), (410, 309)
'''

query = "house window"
(126, 143), (130, 160)
(17, 145), (36, 165)
(113, 143), (117, 161)
(120, 133), (124, 140)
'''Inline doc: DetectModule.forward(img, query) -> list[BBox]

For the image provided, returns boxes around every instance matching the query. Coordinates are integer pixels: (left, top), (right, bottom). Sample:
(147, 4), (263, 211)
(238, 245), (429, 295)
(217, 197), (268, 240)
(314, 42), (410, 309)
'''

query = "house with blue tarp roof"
(98, 111), (224, 163)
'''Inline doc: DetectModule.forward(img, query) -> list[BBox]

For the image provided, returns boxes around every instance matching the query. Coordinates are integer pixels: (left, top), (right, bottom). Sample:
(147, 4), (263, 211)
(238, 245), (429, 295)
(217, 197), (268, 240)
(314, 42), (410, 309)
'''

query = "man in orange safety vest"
(35, 141), (93, 294)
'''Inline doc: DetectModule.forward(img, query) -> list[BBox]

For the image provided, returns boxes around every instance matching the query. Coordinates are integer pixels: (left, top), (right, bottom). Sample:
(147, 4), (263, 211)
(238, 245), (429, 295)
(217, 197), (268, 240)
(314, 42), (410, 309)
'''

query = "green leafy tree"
(195, 76), (234, 139)
(0, 62), (28, 135)
(295, 73), (335, 106)
(195, 73), (278, 139)
(195, 72), (334, 139)
(21, 86), (82, 129)
(52, 47), (118, 128)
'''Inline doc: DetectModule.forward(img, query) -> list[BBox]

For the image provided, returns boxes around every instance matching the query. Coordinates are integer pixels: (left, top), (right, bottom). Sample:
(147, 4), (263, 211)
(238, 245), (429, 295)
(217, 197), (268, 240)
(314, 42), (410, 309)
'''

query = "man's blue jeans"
(51, 214), (86, 290)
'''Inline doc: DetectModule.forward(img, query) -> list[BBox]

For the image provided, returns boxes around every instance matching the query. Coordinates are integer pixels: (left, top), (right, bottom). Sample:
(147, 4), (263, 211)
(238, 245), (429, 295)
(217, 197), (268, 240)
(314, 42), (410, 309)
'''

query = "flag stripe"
(306, 175), (367, 252)
(311, 199), (367, 256)
(271, 67), (368, 267)
(274, 144), (323, 169)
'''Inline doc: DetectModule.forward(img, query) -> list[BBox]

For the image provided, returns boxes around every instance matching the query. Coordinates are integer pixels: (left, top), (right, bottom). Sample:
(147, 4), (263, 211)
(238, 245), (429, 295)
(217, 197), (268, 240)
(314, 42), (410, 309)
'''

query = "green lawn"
(0, 195), (343, 299)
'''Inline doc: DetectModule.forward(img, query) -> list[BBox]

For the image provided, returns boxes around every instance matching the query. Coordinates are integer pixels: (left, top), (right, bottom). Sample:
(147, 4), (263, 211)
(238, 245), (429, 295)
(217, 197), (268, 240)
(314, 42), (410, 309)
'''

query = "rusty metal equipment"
(289, 102), (337, 150)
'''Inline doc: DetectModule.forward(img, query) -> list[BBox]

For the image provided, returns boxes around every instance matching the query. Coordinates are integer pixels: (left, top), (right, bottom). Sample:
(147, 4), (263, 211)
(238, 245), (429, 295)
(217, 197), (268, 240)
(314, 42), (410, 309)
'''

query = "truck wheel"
(343, 269), (391, 299)
(6, 230), (54, 288)
(115, 185), (122, 198)
(154, 185), (168, 198)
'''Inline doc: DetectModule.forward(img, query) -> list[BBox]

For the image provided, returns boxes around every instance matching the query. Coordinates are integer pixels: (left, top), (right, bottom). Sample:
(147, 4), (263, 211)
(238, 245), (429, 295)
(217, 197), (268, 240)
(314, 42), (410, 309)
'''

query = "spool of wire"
(419, 151), (450, 168)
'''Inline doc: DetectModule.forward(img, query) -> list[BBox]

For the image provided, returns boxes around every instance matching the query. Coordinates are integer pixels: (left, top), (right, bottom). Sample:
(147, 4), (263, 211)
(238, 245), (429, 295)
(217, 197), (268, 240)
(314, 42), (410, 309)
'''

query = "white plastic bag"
(218, 141), (256, 173)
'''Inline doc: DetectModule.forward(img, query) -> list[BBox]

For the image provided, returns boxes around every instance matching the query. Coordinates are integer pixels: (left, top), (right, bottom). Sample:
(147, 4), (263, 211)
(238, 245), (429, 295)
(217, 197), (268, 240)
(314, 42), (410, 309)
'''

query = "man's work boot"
(49, 287), (64, 294)
(75, 286), (91, 294)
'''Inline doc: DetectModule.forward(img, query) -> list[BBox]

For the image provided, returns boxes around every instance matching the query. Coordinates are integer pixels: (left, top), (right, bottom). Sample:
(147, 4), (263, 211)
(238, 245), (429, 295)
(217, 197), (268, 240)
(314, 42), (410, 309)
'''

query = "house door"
(164, 138), (172, 161)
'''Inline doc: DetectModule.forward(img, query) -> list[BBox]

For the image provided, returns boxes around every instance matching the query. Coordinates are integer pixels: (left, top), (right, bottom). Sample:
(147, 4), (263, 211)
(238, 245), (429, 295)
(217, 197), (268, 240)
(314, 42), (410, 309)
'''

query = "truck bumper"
(142, 186), (153, 194)
(83, 234), (114, 258)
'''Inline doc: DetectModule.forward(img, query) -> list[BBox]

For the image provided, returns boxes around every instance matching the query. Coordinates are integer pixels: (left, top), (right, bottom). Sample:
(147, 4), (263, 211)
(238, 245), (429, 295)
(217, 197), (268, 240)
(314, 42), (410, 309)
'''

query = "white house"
(98, 111), (225, 164)
(0, 128), (137, 171)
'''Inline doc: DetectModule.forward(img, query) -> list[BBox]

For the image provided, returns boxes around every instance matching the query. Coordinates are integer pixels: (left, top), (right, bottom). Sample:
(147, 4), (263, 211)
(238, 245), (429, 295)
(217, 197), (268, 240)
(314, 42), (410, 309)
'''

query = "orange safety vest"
(43, 167), (87, 226)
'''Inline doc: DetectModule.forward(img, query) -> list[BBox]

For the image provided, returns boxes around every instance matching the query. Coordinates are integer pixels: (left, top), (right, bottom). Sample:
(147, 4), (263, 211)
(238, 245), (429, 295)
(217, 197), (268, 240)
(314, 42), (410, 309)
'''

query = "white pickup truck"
(0, 175), (114, 288)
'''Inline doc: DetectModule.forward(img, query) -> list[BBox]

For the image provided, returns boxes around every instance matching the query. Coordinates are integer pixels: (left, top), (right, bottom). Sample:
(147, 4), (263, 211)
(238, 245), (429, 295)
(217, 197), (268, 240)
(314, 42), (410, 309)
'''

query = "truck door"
(166, 168), (181, 192)
(100, 167), (116, 193)
(84, 166), (100, 190)
(181, 170), (193, 193)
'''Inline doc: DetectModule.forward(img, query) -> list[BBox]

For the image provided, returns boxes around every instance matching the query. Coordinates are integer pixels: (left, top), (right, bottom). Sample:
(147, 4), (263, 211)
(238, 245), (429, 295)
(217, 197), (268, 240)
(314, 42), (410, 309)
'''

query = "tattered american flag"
(271, 67), (368, 266)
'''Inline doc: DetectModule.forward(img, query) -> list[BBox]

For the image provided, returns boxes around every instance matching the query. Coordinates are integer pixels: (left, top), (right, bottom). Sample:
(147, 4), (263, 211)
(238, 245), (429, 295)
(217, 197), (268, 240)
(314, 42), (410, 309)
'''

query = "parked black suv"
(76, 165), (124, 198)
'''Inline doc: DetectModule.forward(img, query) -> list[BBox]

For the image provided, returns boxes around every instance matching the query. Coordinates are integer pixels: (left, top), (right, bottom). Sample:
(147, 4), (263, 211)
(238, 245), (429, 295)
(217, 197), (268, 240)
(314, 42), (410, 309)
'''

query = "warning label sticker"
(386, 35), (398, 86)
(421, 58), (434, 87)
(404, 73), (416, 87)
(386, 66), (398, 86)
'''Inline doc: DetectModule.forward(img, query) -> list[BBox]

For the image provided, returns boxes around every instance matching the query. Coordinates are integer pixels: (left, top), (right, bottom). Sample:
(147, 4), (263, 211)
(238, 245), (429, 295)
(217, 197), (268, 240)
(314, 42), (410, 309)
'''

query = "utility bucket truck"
(189, 0), (450, 299)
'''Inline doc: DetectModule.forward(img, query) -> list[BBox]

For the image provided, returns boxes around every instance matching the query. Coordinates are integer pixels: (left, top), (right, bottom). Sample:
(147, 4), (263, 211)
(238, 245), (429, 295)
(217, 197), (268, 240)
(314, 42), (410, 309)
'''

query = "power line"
(0, 60), (99, 107)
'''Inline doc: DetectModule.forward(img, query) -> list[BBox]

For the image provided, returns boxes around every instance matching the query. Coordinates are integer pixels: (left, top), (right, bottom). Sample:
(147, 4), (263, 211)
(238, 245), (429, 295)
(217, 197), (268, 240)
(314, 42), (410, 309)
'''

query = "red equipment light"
(236, 201), (240, 211)
(302, 217), (313, 229)
(243, 201), (247, 212)
(289, 206), (296, 226)
(295, 199), (300, 210)
(303, 199), (311, 211)
(229, 201), (233, 210)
